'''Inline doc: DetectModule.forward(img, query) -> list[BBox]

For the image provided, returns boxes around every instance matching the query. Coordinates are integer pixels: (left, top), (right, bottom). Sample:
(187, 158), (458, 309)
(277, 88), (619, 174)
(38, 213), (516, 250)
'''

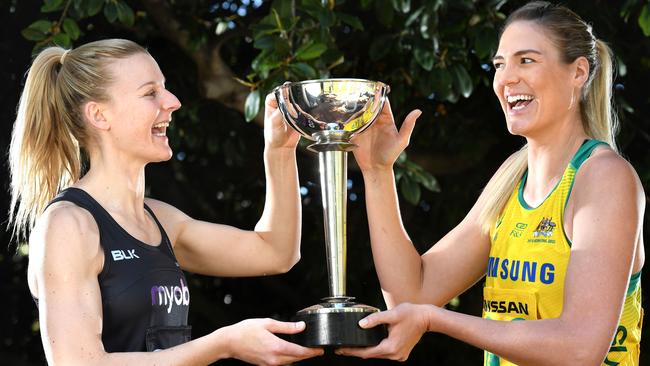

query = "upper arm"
(418, 196), (493, 306)
(416, 155), (521, 306)
(561, 152), (644, 354)
(29, 203), (106, 365)
(145, 199), (294, 277)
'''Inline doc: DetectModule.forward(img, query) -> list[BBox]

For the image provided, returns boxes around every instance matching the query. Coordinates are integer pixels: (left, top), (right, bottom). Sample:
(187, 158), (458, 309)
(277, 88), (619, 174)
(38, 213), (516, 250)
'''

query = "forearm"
(363, 168), (425, 307)
(254, 146), (301, 268)
(429, 306), (607, 366)
(49, 330), (229, 366)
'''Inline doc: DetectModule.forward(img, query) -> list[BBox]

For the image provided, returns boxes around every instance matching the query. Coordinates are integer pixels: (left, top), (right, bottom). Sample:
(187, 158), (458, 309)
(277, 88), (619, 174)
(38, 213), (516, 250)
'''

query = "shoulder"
(32, 201), (100, 247)
(573, 146), (645, 209)
(29, 201), (103, 293)
(144, 198), (192, 243)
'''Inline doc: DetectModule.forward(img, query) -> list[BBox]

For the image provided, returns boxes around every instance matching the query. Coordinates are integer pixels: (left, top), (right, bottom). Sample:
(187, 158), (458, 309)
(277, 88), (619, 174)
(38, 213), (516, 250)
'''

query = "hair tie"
(60, 49), (71, 65)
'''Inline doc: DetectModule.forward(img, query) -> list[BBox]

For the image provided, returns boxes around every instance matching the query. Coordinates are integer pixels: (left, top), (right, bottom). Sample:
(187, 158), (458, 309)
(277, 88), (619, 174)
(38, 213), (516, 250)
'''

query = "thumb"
(398, 109), (421, 147)
(266, 320), (307, 335)
(358, 311), (390, 329)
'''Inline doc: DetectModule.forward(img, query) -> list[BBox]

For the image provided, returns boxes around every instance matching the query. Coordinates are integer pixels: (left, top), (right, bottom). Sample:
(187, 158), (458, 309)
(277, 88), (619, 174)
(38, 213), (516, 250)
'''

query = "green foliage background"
(1, 0), (648, 364)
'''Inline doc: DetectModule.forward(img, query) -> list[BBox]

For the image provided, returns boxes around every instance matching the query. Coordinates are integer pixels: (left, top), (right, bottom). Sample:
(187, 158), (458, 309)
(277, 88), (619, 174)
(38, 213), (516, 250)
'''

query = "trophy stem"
(318, 150), (348, 298)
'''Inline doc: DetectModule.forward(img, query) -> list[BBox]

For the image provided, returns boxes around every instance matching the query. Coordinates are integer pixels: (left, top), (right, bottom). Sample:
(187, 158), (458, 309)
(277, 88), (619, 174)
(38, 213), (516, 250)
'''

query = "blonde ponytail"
(477, 145), (528, 233)
(582, 40), (618, 152)
(8, 39), (148, 241)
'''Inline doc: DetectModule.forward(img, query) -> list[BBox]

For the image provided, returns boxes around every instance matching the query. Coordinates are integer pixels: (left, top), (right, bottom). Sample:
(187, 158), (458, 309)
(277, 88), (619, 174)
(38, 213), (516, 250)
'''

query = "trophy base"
(290, 297), (387, 347)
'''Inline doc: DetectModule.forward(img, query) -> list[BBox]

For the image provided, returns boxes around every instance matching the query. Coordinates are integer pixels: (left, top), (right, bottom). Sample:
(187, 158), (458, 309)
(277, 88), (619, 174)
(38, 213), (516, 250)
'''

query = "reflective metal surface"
(274, 79), (389, 151)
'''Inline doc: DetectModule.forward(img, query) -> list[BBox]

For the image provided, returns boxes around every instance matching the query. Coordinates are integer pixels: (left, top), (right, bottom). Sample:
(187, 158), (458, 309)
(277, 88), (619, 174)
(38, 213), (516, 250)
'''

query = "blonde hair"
(8, 39), (148, 240)
(477, 1), (618, 233)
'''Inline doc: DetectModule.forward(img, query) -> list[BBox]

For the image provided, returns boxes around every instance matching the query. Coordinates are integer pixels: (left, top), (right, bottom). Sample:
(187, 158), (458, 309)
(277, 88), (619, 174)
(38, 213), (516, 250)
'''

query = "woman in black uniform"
(8, 39), (323, 365)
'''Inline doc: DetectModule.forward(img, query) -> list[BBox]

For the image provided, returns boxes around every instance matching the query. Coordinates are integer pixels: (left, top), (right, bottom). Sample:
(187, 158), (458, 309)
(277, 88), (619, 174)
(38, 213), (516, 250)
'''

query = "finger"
(376, 99), (394, 123)
(266, 320), (307, 335)
(277, 347), (325, 364)
(272, 338), (325, 361)
(335, 345), (384, 359)
(265, 92), (278, 108)
(398, 109), (422, 147)
(358, 311), (393, 329)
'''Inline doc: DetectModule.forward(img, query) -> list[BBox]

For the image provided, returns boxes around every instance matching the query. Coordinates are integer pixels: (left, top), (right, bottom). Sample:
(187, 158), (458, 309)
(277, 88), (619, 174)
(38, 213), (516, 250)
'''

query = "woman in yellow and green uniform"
(483, 138), (643, 365)
(336, 1), (644, 365)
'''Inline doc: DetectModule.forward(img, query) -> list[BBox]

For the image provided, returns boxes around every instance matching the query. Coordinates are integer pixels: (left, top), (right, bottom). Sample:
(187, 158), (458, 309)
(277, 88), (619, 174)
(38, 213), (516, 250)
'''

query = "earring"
(568, 90), (575, 110)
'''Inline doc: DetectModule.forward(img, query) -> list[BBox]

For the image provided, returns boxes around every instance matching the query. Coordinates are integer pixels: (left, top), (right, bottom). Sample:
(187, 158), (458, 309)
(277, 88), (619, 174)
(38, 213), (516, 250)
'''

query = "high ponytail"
(582, 40), (618, 152)
(8, 39), (148, 241)
(477, 2), (618, 233)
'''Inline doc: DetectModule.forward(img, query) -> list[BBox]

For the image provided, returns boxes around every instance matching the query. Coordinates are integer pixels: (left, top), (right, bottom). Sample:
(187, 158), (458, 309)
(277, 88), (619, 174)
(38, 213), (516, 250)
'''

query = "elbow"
(568, 341), (610, 366)
(556, 327), (611, 366)
(268, 252), (301, 275)
(282, 252), (301, 273)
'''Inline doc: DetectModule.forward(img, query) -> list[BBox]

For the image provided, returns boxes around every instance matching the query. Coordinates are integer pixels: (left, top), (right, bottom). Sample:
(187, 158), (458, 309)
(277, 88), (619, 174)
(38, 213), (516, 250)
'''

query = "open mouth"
(507, 94), (534, 111)
(152, 121), (169, 137)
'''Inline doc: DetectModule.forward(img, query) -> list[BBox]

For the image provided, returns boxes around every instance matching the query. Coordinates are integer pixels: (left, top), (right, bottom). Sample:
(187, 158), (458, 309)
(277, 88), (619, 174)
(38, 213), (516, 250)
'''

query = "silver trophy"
(274, 79), (389, 347)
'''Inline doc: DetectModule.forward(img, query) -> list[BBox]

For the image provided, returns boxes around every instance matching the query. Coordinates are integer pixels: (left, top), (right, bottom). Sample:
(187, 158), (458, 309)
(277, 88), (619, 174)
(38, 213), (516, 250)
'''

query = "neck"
(75, 150), (149, 221)
(524, 115), (589, 206)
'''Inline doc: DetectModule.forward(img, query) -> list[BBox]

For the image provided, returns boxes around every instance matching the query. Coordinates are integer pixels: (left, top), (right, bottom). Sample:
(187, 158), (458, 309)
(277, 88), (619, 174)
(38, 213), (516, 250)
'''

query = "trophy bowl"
(274, 79), (390, 152)
(274, 79), (390, 347)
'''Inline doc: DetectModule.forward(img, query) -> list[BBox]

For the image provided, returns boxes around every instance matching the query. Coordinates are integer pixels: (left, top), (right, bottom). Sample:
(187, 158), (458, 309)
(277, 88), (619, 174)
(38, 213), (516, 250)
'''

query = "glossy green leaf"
(253, 35), (275, 50)
(414, 48), (434, 71)
(417, 171), (440, 192)
(451, 64), (473, 98)
(296, 42), (327, 61)
(289, 62), (318, 79)
(52, 32), (71, 48)
(116, 1), (135, 27)
(87, 0), (104, 16)
(391, 0), (411, 13)
(474, 27), (498, 60)
(104, 1), (118, 23)
(400, 176), (421, 205)
(337, 13), (363, 31)
(639, 4), (650, 36)
(21, 28), (47, 41)
(62, 18), (81, 40)
(244, 90), (261, 122)
(27, 20), (53, 33)
(41, 0), (65, 13)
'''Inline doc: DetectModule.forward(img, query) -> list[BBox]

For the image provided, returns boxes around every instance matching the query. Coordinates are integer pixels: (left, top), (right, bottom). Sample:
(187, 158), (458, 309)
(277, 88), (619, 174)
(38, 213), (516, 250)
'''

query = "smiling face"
(97, 52), (181, 163)
(492, 20), (585, 138)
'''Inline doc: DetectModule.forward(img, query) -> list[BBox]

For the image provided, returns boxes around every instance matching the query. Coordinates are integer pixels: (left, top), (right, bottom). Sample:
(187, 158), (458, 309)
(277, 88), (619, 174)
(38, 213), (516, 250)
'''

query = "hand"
(351, 100), (422, 173)
(222, 318), (324, 366)
(264, 92), (300, 150)
(335, 303), (433, 362)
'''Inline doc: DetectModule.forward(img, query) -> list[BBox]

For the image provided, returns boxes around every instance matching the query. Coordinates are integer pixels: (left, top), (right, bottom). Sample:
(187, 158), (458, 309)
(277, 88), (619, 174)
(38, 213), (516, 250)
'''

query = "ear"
(83, 101), (110, 131)
(572, 56), (590, 89)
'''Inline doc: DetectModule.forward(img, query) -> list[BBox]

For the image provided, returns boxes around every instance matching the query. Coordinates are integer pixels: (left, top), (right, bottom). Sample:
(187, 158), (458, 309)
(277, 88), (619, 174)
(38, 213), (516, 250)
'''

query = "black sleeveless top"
(48, 188), (191, 352)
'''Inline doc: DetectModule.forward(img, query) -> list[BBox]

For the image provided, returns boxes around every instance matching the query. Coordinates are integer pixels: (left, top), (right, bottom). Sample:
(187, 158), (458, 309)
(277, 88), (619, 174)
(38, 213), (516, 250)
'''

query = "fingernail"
(295, 321), (305, 329)
(359, 318), (368, 327)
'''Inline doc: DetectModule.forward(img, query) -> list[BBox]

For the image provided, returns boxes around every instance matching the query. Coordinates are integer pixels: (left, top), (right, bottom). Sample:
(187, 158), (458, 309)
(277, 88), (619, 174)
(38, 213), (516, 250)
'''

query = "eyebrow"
(137, 79), (166, 90)
(492, 49), (543, 61)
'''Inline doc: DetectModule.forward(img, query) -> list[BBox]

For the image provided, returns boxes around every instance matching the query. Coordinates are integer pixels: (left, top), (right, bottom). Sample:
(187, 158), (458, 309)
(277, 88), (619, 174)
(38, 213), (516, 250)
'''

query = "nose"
(163, 89), (181, 112)
(494, 63), (519, 89)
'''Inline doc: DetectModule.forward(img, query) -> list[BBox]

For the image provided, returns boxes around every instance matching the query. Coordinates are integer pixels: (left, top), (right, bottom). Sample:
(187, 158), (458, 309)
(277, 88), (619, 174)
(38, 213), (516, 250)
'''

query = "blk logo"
(111, 249), (140, 261)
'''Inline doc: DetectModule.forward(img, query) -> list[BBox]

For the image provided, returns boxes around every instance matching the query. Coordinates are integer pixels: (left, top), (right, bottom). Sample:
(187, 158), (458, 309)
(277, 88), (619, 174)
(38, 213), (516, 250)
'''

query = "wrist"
(210, 326), (233, 361)
(423, 304), (442, 333)
(361, 166), (395, 181)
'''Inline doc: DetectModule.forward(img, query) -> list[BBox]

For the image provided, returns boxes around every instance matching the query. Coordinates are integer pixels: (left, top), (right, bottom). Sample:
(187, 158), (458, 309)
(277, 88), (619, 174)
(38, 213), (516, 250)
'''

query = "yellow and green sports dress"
(483, 140), (643, 366)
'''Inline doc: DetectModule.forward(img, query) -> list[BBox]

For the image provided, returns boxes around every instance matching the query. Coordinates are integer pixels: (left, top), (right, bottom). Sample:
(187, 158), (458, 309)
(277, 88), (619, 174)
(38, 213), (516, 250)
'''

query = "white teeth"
(506, 94), (534, 103)
(152, 121), (170, 128)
